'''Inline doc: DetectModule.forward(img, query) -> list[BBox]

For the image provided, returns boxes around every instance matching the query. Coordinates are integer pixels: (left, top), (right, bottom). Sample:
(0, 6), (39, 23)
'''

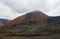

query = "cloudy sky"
(0, 0), (60, 19)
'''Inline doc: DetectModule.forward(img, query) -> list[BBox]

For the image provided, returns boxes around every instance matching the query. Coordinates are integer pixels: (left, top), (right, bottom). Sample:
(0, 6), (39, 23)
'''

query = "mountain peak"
(28, 10), (44, 14)
(2, 11), (48, 29)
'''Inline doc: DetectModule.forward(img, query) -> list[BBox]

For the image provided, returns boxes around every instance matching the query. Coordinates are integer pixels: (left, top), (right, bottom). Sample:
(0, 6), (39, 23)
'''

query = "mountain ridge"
(0, 18), (11, 24)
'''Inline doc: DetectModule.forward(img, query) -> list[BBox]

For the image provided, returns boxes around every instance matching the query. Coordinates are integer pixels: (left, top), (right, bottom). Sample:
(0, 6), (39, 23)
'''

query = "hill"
(1, 11), (60, 36)
(2, 11), (48, 29)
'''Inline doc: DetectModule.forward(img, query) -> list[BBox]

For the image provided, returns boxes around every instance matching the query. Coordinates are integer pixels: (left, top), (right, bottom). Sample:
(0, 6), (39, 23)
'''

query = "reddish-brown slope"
(2, 11), (48, 29)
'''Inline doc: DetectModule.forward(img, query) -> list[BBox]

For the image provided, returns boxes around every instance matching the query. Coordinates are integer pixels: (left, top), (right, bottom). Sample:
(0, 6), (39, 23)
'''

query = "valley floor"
(1, 34), (60, 39)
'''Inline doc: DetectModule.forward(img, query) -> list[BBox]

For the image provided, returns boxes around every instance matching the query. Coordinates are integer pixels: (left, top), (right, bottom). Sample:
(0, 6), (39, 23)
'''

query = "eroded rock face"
(2, 11), (48, 30)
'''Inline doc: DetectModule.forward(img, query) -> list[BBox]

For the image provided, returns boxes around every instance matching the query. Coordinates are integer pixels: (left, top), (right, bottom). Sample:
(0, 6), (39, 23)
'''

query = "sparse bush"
(0, 30), (7, 34)
(0, 24), (60, 37)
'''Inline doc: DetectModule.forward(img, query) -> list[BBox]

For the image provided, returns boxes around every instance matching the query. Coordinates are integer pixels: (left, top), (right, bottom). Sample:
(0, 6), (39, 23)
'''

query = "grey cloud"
(0, 2), (25, 19)
(0, 0), (60, 19)
(0, 0), (29, 13)
(0, 0), (51, 13)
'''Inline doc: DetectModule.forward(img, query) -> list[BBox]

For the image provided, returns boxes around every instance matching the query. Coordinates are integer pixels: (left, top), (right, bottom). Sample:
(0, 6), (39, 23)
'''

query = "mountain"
(2, 11), (48, 30)
(0, 18), (11, 24)
(0, 22), (4, 28)
(48, 16), (60, 24)
(1, 11), (60, 36)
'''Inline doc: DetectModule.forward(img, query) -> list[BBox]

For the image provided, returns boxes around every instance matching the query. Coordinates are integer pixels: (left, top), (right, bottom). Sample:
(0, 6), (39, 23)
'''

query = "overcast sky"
(0, 0), (60, 19)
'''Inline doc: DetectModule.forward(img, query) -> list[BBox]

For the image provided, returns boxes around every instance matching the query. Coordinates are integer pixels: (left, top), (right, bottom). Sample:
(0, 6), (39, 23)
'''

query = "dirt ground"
(1, 34), (60, 39)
